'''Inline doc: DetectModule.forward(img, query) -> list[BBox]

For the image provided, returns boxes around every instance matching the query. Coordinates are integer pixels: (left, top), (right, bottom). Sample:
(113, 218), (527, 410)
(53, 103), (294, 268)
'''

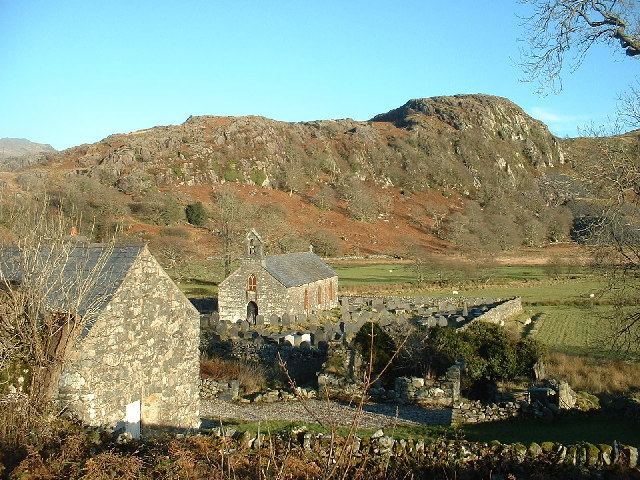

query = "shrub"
(185, 202), (208, 226)
(250, 168), (267, 186)
(309, 231), (340, 257)
(311, 185), (337, 211)
(424, 323), (543, 383)
(129, 193), (184, 226)
(200, 357), (267, 394)
(353, 322), (397, 381)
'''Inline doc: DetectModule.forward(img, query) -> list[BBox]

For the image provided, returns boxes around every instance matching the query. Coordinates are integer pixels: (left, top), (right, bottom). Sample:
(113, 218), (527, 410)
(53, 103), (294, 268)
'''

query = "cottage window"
(247, 274), (257, 292)
(304, 288), (309, 310)
(249, 239), (256, 255)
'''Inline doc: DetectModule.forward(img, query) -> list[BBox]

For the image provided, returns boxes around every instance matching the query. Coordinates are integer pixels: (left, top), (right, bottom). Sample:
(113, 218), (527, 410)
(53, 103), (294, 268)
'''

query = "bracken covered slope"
(5, 94), (633, 273)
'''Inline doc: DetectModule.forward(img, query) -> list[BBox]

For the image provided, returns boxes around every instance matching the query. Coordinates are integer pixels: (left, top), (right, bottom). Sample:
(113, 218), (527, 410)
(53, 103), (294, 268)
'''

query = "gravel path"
(201, 399), (452, 429)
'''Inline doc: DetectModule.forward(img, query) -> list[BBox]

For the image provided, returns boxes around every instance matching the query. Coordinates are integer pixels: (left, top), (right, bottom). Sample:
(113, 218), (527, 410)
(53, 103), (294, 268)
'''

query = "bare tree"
(0, 195), (115, 440)
(520, 0), (640, 92)
(210, 188), (255, 277)
(519, 1), (640, 355)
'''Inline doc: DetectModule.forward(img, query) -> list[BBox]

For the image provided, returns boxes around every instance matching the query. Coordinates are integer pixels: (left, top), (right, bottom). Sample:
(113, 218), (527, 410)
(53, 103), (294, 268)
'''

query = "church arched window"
(247, 274), (257, 292)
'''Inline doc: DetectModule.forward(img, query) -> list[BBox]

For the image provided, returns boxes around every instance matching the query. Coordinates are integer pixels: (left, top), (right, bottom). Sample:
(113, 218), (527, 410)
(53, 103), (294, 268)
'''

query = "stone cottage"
(218, 230), (338, 323)
(0, 242), (200, 437)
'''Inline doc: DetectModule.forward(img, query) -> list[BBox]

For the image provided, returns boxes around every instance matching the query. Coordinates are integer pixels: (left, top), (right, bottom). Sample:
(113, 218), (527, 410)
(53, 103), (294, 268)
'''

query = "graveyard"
(193, 258), (640, 456)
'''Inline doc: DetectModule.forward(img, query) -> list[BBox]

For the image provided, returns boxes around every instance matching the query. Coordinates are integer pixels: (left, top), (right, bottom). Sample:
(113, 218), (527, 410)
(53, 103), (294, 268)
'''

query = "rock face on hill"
(54, 94), (564, 195)
(0, 138), (57, 171)
(12, 94), (626, 257)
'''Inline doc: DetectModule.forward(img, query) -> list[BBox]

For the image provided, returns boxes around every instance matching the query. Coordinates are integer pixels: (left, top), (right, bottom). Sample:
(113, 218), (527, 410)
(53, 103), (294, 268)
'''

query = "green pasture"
(331, 262), (639, 359)
(176, 258), (639, 359)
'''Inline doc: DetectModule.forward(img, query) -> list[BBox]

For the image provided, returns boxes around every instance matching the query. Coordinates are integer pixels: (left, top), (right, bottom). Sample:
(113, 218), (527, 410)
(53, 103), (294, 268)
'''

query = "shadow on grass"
(462, 411), (640, 447)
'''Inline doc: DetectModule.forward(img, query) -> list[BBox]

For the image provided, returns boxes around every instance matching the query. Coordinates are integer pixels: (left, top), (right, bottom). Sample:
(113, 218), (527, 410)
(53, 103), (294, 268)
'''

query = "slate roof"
(264, 251), (337, 288)
(0, 243), (144, 322)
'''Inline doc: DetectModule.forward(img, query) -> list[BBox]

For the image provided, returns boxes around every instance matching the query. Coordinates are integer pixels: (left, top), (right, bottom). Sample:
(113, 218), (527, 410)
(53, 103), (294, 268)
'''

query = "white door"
(125, 400), (141, 439)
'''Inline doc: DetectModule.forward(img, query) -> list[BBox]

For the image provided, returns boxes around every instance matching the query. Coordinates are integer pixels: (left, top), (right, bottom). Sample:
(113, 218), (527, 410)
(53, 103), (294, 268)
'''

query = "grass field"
(332, 262), (639, 361)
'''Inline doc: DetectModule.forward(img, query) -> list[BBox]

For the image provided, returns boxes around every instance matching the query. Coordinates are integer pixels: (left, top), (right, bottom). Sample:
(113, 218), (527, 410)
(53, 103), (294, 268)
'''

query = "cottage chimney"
(309, 244), (314, 253)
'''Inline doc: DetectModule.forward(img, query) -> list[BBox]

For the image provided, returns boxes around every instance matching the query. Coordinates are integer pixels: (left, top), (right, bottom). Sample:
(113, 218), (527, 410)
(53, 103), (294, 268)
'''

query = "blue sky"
(0, 0), (637, 150)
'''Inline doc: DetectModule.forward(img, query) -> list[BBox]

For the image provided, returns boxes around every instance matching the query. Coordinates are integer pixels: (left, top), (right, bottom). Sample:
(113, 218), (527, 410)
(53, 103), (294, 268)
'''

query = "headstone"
(437, 317), (448, 327)
(215, 322), (228, 335)
(281, 313), (292, 326)
(558, 381), (577, 409)
(255, 315), (264, 326)
(271, 314), (281, 325)
(462, 302), (469, 317)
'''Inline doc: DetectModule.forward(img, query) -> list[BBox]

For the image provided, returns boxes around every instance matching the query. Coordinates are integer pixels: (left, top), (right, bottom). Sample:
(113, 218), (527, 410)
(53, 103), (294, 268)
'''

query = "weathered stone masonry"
(57, 246), (200, 431)
(218, 230), (338, 323)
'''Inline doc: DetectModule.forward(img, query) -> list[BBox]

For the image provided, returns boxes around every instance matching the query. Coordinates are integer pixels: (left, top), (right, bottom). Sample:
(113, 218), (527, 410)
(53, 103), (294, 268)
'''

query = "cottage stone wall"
(218, 260), (338, 323)
(57, 247), (200, 431)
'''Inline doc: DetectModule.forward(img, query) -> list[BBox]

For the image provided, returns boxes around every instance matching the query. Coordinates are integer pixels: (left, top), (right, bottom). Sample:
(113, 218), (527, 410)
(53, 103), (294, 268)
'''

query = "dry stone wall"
(202, 426), (640, 472)
(459, 297), (523, 330)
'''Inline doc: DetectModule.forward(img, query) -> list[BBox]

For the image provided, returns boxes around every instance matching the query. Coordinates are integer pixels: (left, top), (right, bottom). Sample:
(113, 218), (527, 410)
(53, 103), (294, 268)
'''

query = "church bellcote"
(245, 229), (264, 260)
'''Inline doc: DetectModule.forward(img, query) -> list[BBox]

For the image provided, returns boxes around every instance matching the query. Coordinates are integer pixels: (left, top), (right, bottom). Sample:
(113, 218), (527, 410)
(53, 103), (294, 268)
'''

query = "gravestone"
(437, 317), (448, 327)
(271, 314), (281, 325)
(255, 314), (264, 326)
(214, 321), (227, 334)
(281, 313), (292, 327)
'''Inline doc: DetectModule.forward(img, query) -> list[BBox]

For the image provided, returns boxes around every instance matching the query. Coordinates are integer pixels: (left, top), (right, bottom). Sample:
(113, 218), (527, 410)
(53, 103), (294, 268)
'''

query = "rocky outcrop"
(51, 94), (566, 195)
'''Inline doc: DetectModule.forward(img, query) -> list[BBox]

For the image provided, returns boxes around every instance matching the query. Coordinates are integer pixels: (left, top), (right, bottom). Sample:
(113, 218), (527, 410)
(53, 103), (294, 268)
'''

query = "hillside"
(2, 94), (633, 281)
(0, 138), (56, 171)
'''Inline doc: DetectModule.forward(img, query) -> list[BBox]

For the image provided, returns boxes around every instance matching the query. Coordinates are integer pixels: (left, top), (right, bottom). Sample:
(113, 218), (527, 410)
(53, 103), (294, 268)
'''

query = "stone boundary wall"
(459, 297), (523, 330)
(453, 400), (522, 424)
(200, 379), (240, 400)
(203, 427), (640, 471)
(200, 378), (317, 403)
(393, 365), (461, 407)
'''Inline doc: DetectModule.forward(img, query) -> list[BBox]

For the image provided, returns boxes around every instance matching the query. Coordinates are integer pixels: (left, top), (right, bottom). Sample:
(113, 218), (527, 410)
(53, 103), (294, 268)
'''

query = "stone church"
(0, 243), (200, 437)
(218, 230), (338, 323)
